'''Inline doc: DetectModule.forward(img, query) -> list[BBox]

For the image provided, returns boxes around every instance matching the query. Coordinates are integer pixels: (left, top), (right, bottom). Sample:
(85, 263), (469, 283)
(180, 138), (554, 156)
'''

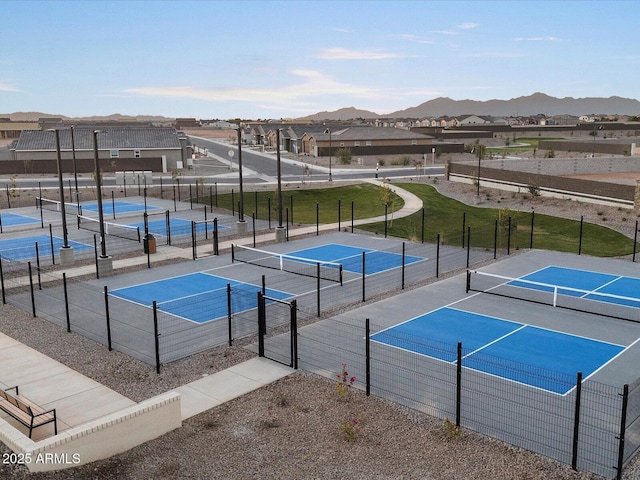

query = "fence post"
(401, 242), (405, 290)
(152, 301), (160, 374)
(365, 318), (371, 396)
(362, 251), (366, 302)
(494, 219), (498, 259)
(633, 220), (638, 262)
(94, 235), (99, 279)
(436, 233), (440, 278)
(466, 227), (471, 268)
(616, 384), (629, 480)
(290, 299), (297, 369)
(421, 207), (425, 244)
(104, 286), (112, 351)
(384, 204), (388, 238)
(530, 210), (535, 249)
(290, 195), (294, 225)
(35, 242), (41, 290)
(462, 212), (466, 248)
(214, 217), (219, 255)
(456, 342), (462, 427)
(191, 221), (196, 260)
(189, 183), (193, 209)
(227, 283), (233, 346)
(49, 224), (55, 265)
(338, 199), (341, 231)
(317, 263), (321, 317)
(268, 197), (271, 229)
(257, 292), (265, 357)
(507, 216), (512, 255)
(28, 262), (36, 317)
(571, 371), (583, 471)
(316, 203), (319, 236)
(252, 213), (256, 248)
(0, 256), (5, 305)
(351, 201), (354, 233)
(578, 215), (584, 255)
(63, 273), (70, 333)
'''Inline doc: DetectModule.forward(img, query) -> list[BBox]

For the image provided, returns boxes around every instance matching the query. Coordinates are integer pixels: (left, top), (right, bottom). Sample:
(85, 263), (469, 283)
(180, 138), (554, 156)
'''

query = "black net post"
(362, 251), (366, 302)
(28, 261), (36, 317)
(456, 342), (462, 427)
(166, 210), (172, 246)
(152, 300), (161, 374)
(338, 199), (341, 231)
(466, 270), (471, 293)
(571, 371), (583, 471)
(316, 203), (319, 236)
(507, 216), (512, 255)
(365, 318), (371, 396)
(616, 384), (630, 480)
(578, 215), (584, 255)
(63, 273), (70, 333)
(104, 286), (112, 351)
(111, 191), (116, 220)
(227, 283), (233, 346)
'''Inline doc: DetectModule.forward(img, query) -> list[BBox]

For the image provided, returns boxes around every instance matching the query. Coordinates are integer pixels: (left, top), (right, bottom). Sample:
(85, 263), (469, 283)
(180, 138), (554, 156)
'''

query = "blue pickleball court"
(0, 235), (92, 261)
(371, 307), (625, 395)
(110, 272), (293, 324)
(287, 243), (424, 275)
(127, 218), (226, 238)
(81, 200), (158, 215)
(0, 212), (40, 227)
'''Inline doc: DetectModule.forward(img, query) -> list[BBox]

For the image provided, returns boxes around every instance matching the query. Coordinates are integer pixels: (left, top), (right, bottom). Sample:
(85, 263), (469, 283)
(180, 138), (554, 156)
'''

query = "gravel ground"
(1, 178), (639, 480)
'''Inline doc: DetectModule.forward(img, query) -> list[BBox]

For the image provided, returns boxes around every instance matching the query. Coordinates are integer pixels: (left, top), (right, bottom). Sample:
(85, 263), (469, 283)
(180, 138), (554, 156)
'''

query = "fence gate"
(257, 292), (298, 368)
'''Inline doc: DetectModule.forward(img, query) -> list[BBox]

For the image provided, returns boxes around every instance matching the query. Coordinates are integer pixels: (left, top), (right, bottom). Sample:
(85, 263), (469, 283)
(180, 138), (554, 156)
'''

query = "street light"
(70, 126), (79, 203)
(92, 130), (107, 258)
(237, 126), (245, 223)
(276, 128), (283, 228)
(324, 128), (332, 181)
(50, 129), (69, 248)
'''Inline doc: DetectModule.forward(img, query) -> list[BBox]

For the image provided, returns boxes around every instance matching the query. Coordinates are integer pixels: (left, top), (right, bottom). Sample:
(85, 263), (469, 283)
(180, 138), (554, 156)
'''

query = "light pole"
(476, 145), (482, 197)
(93, 130), (107, 258)
(324, 128), (332, 181)
(71, 126), (79, 203)
(275, 129), (285, 242)
(50, 128), (74, 265)
(236, 126), (247, 235)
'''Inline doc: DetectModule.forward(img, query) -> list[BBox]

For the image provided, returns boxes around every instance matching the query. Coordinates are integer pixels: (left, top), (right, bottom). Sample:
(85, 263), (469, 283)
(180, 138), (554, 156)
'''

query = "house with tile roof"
(5, 127), (190, 175)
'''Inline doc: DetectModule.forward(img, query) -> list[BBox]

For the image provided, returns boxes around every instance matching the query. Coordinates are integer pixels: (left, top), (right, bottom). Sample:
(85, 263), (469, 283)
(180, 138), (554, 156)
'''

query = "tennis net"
(232, 244), (343, 284)
(37, 197), (82, 215)
(467, 269), (640, 323)
(77, 215), (141, 242)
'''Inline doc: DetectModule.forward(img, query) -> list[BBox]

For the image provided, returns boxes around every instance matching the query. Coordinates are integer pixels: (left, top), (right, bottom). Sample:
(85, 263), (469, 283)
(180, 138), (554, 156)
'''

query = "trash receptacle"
(143, 234), (156, 254)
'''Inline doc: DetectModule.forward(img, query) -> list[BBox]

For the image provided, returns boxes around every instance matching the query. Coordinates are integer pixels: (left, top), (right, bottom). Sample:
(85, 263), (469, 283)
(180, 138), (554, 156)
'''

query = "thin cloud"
(457, 22), (479, 29)
(331, 27), (353, 34)
(398, 33), (435, 44)
(317, 47), (408, 60)
(432, 30), (460, 35)
(0, 83), (19, 92)
(458, 51), (529, 58)
(514, 36), (560, 42)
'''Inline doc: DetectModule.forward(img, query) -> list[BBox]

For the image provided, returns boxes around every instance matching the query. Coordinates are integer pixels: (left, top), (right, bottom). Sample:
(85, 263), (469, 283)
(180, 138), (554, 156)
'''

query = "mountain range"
(3, 93), (640, 123)
(299, 93), (640, 121)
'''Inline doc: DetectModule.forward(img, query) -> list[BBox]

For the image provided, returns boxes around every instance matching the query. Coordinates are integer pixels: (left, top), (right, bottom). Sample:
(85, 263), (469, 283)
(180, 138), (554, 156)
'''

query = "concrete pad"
(172, 384), (221, 420)
(226, 357), (294, 385)
(188, 369), (263, 403)
(46, 387), (134, 426)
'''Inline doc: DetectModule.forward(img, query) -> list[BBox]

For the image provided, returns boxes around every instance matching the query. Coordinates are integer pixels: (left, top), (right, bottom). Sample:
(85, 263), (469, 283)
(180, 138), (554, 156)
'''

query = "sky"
(1, 0), (638, 120)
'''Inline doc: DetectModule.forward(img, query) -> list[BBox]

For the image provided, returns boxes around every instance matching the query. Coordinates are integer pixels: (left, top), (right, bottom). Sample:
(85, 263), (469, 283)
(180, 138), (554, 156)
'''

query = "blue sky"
(1, 0), (638, 119)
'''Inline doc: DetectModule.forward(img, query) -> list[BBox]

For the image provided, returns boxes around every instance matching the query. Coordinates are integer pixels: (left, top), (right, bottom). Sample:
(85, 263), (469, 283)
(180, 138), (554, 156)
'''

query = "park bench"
(0, 386), (57, 439)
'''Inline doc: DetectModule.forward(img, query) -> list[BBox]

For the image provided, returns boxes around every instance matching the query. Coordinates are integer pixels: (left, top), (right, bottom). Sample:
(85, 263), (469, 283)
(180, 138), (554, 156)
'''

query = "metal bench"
(0, 386), (57, 439)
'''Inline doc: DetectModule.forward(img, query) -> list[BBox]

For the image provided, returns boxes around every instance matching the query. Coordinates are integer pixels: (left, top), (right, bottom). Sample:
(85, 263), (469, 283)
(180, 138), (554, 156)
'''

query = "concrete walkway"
(0, 181), (422, 440)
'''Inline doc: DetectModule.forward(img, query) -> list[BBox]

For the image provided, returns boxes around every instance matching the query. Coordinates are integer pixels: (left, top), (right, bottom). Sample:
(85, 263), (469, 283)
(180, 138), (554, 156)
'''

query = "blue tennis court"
(288, 243), (424, 275)
(512, 266), (640, 309)
(81, 200), (158, 215)
(371, 307), (625, 395)
(0, 212), (40, 227)
(110, 272), (293, 324)
(0, 235), (92, 261)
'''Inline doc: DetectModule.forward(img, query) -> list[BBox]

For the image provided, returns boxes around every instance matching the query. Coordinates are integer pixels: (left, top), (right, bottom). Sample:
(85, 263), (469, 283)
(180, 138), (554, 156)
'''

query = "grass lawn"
(356, 183), (636, 257)
(204, 183), (404, 225)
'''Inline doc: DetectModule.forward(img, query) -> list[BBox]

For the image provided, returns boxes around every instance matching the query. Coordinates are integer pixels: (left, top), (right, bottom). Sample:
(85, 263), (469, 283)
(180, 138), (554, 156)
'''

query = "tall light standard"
(70, 126), (79, 203)
(92, 130), (112, 276)
(324, 128), (332, 181)
(275, 128), (285, 242)
(236, 126), (247, 235)
(50, 129), (74, 265)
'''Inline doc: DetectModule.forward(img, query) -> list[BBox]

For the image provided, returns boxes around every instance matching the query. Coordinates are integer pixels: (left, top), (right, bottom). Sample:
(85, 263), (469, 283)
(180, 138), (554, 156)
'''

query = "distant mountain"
(298, 93), (640, 121)
(2, 112), (174, 123)
(298, 107), (379, 121)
